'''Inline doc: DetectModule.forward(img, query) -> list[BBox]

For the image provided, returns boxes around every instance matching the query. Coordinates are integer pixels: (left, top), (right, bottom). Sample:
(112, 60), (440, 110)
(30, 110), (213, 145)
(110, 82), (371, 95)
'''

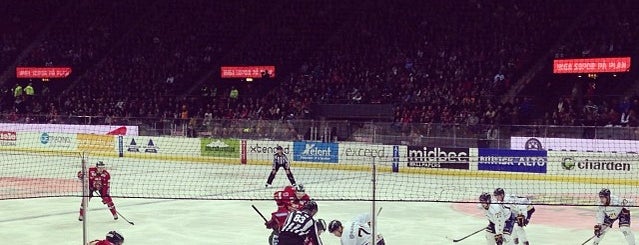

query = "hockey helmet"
(302, 200), (318, 213)
(599, 188), (611, 198)
(275, 145), (283, 151)
(479, 192), (491, 204)
(493, 188), (505, 196)
(317, 218), (327, 232)
(106, 231), (124, 244)
(96, 161), (106, 168)
(328, 220), (342, 233)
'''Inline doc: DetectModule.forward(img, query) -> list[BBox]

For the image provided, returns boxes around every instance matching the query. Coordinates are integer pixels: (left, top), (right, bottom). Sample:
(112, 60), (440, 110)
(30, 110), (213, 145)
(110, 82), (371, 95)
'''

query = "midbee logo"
(293, 141), (338, 163)
(561, 157), (631, 171)
(407, 146), (470, 169)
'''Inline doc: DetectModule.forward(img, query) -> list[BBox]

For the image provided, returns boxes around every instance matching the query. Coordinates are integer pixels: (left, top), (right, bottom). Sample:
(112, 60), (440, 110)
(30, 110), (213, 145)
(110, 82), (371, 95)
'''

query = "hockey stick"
(446, 227), (484, 242)
(116, 211), (135, 225)
(377, 207), (383, 216)
(251, 205), (268, 222)
(580, 226), (608, 245)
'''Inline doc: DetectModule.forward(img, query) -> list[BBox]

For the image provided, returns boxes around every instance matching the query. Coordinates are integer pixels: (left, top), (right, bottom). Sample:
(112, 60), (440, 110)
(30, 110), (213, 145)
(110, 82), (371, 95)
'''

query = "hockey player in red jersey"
(265, 205), (291, 245)
(77, 161), (118, 221)
(274, 184), (311, 211)
(87, 231), (124, 245)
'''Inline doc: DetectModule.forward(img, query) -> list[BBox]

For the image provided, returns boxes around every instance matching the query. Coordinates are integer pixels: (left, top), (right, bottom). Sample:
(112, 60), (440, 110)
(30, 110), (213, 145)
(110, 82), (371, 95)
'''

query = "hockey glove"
(265, 220), (276, 229)
(516, 214), (527, 227)
(494, 234), (503, 245)
(594, 224), (603, 237)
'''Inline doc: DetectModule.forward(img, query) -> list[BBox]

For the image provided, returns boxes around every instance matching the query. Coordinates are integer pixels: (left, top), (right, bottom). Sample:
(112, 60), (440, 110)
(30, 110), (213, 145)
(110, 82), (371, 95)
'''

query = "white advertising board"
(14, 132), (78, 150)
(339, 142), (406, 167)
(0, 123), (138, 136)
(245, 140), (293, 162)
(547, 151), (638, 178)
(511, 137), (639, 153)
(121, 136), (200, 156)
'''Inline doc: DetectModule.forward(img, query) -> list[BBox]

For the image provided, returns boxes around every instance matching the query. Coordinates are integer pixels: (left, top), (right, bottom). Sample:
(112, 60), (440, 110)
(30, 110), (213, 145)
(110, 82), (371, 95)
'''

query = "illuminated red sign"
(16, 67), (72, 78)
(553, 57), (631, 74)
(221, 66), (275, 78)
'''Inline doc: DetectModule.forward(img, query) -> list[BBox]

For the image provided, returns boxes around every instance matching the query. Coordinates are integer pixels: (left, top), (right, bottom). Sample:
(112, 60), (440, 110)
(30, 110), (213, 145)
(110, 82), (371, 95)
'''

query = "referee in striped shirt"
(265, 145), (297, 187)
(279, 201), (322, 245)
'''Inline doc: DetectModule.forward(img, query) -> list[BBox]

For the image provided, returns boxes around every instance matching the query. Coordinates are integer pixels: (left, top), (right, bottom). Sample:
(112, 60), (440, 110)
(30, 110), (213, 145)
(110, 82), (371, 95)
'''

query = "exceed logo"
(0, 131), (17, 141)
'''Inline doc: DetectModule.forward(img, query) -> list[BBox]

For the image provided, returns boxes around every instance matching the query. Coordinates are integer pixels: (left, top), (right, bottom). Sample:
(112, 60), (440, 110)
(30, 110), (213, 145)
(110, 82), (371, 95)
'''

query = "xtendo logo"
(249, 143), (290, 154)
(407, 146), (470, 169)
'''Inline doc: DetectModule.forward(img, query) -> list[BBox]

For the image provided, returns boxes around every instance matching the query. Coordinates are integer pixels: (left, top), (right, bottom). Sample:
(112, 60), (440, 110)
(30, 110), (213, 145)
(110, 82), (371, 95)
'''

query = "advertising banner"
(77, 134), (115, 153)
(16, 66), (72, 78)
(0, 131), (17, 147)
(553, 57), (631, 74)
(246, 140), (293, 161)
(200, 138), (240, 158)
(221, 66), (276, 78)
(0, 123), (138, 136)
(478, 149), (547, 173)
(11, 132), (78, 150)
(548, 151), (637, 177)
(511, 137), (639, 153)
(122, 136), (200, 156)
(293, 141), (338, 163)
(338, 142), (405, 167)
(406, 146), (470, 169)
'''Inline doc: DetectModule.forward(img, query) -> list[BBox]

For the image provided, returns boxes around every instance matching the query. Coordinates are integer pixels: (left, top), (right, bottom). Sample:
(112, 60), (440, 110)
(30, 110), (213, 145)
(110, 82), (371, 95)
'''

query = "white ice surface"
(0, 154), (637, 244)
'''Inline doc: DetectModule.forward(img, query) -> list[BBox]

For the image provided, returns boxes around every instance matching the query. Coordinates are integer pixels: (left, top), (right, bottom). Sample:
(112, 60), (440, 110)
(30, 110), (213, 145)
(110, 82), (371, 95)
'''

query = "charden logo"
(561, 157), (631, 171)
(407, 147), (470, 169)
(525, 138), (543, 150)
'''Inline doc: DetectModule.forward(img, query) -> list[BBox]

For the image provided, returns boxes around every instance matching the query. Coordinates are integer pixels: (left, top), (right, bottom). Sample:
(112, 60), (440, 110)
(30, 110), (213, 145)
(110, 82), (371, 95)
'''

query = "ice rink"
(1, 153), (637, 244)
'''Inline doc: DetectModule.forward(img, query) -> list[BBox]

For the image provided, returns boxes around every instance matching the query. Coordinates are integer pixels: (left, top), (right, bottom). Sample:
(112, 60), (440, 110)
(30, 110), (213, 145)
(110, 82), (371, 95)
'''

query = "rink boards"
(1, 131), (639, 187)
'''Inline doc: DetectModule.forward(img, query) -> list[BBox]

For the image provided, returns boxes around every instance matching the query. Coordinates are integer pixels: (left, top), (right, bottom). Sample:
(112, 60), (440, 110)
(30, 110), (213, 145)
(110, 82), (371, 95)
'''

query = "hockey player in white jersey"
(592, 188), (635, 245)
(327, 213), (385, 245)
(494, 188), (535, 245)
(480, 192), (515, 245)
